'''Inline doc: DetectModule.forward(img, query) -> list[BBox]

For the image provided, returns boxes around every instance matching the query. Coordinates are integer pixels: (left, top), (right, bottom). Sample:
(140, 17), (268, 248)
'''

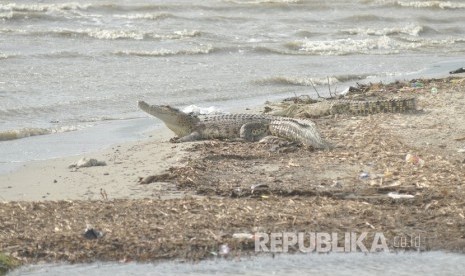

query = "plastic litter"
(182, 105), (225, 115)
(387, 192), (415, 199)
(219, 244), (230, 256)
(359, 172), (369, 179)
(251, 184), (269, 194)
(83, 228), (104, 239)
(411, 82), (424, 88)
(233, 233), (254, 239)
(405, 153), (425, 167)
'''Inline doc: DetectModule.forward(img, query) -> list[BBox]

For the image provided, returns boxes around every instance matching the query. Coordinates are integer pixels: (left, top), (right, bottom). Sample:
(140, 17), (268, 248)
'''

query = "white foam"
(344, 24), (423, 37)
(113, 45), (214, 57)
(0, 125), (82, 142)
(113, 13), (173, 20)
(395, 0), (465, 9)
(0, 3), (90, 12)
(295, 36), (420, 55)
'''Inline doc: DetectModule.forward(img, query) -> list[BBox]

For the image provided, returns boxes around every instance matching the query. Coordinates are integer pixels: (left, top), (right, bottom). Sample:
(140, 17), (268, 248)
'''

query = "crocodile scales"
(138, 101), (330, 149)
(271, 97), (417, 118)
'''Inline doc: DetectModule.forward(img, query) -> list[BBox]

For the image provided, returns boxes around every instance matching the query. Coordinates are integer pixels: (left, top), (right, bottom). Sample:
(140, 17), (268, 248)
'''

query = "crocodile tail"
(269, 119), (330, 149)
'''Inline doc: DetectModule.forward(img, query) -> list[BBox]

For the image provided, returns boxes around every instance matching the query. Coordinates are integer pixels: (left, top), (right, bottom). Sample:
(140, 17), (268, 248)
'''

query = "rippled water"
(8, 252), (465, 276)
(1, 0), (465, 158)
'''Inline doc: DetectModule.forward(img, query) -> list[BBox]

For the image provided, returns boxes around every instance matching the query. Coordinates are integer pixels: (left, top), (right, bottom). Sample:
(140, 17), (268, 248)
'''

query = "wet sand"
(0, 131), (193, 201)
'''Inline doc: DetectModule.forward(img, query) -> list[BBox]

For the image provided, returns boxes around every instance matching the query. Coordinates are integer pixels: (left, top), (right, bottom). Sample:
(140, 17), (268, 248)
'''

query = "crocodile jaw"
(138, 101), (198, 137)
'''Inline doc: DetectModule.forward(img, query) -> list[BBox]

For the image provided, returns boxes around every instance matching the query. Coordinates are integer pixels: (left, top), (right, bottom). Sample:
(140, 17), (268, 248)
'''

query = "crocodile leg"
(239, 122), (270, 142)
(269, 120), (330, 149)
(173, 131), (202, 143)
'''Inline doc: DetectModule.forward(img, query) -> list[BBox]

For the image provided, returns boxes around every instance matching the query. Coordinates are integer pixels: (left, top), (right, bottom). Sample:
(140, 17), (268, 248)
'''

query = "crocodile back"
(198, 114), (275, 139)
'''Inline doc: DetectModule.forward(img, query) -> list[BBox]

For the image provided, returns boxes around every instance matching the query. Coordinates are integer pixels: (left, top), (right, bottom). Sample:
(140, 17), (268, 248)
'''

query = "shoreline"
(1, 76), (465, 273)
(1, 59), (460, 176)
(0, 129), (193, 202)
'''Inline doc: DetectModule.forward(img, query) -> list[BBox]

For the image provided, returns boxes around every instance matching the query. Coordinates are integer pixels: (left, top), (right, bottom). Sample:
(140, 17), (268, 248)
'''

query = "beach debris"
(405, 153), (425, 167)
(359, 172), (370, 179)
(218, 244), (230, 256)
(138, 173), (173, 184)
(340, 86), (351, 95)
(387, 192), (415, 199)
(449, 67), (465, 74)
(83, 227), (104, 240)
(232, 187), (243, 197)
(119, 256), (133, 263)
(411, 81), (424, 88)
(182, 105), (225, 115)
(251, 184), (269, 194)
(68, 158), (106, 169)
(431, 87), (438, 94)
(232, 233), (254, 239)
(0, 253), (21, 274)
(263, 106), (273, 113)
(100, 188), (108, 200)
(454, 136), (465, 141)
(458, 148), (465, 153)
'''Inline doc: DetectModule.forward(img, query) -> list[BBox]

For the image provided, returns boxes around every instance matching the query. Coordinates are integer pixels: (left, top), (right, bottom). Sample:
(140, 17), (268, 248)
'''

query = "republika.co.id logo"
(254, 232), (426, 253)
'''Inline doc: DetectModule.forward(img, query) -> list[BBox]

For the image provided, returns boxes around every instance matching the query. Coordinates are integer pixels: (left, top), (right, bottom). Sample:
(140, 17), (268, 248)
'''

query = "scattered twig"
(327, 76), (333, 98)
(309, 79), (322, 98)
(100, 188), (108, 200)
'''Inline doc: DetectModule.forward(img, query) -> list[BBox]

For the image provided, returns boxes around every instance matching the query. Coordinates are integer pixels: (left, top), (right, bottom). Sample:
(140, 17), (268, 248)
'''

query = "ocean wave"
(113, 45), (214, 57)
(0, 2), (90, 12)
(2, 27), (201, 41)
(113, 13), (174, 20)
(396, 1), (465, 9)
(0, 11), (13, 19)
(0, 126), (78, 142)
(40, 51), (90, 59)
(256, 75), (368, 86)
(341, 14), (396, 22)
(66, 28), (144, 40)
(377, 0), (465, 9)
(0, 52), (16, 59)
(0, 10), (76, 21)
(286, 36), (421, 55)
(342, 24), (423, 37)
(226, 0), (303, 4)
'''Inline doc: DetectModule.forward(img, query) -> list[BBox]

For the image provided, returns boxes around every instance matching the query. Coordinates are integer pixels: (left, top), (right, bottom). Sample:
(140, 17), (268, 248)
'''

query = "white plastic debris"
(69, 157), (106, 169)
(182, 105), (226, 115)
(405, 153), (425, 167)
(359, 172), (370, 179)
(340, 87), (351, 95)
(232, 233), (254, 239)
(387, 192), (415, 199)
(219, 244), (230, 256)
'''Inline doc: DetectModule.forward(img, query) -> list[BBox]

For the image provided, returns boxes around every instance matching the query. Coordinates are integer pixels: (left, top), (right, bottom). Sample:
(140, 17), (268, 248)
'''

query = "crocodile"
(270, 97), (417, 118)
(138, 101), (330, 149)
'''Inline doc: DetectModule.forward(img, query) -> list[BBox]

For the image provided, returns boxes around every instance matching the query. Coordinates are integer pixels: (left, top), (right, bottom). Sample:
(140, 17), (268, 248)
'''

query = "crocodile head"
(138, 101), (199, 137)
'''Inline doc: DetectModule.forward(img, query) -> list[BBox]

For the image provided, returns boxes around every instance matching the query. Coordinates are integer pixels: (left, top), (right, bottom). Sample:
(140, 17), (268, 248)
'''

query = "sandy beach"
(1, 76), (465, 272)
(0, 130), (193, 202)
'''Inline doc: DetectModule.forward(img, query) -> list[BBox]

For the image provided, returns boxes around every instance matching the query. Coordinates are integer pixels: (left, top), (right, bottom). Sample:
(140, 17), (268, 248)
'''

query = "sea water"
(8, 252), (465, 276)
